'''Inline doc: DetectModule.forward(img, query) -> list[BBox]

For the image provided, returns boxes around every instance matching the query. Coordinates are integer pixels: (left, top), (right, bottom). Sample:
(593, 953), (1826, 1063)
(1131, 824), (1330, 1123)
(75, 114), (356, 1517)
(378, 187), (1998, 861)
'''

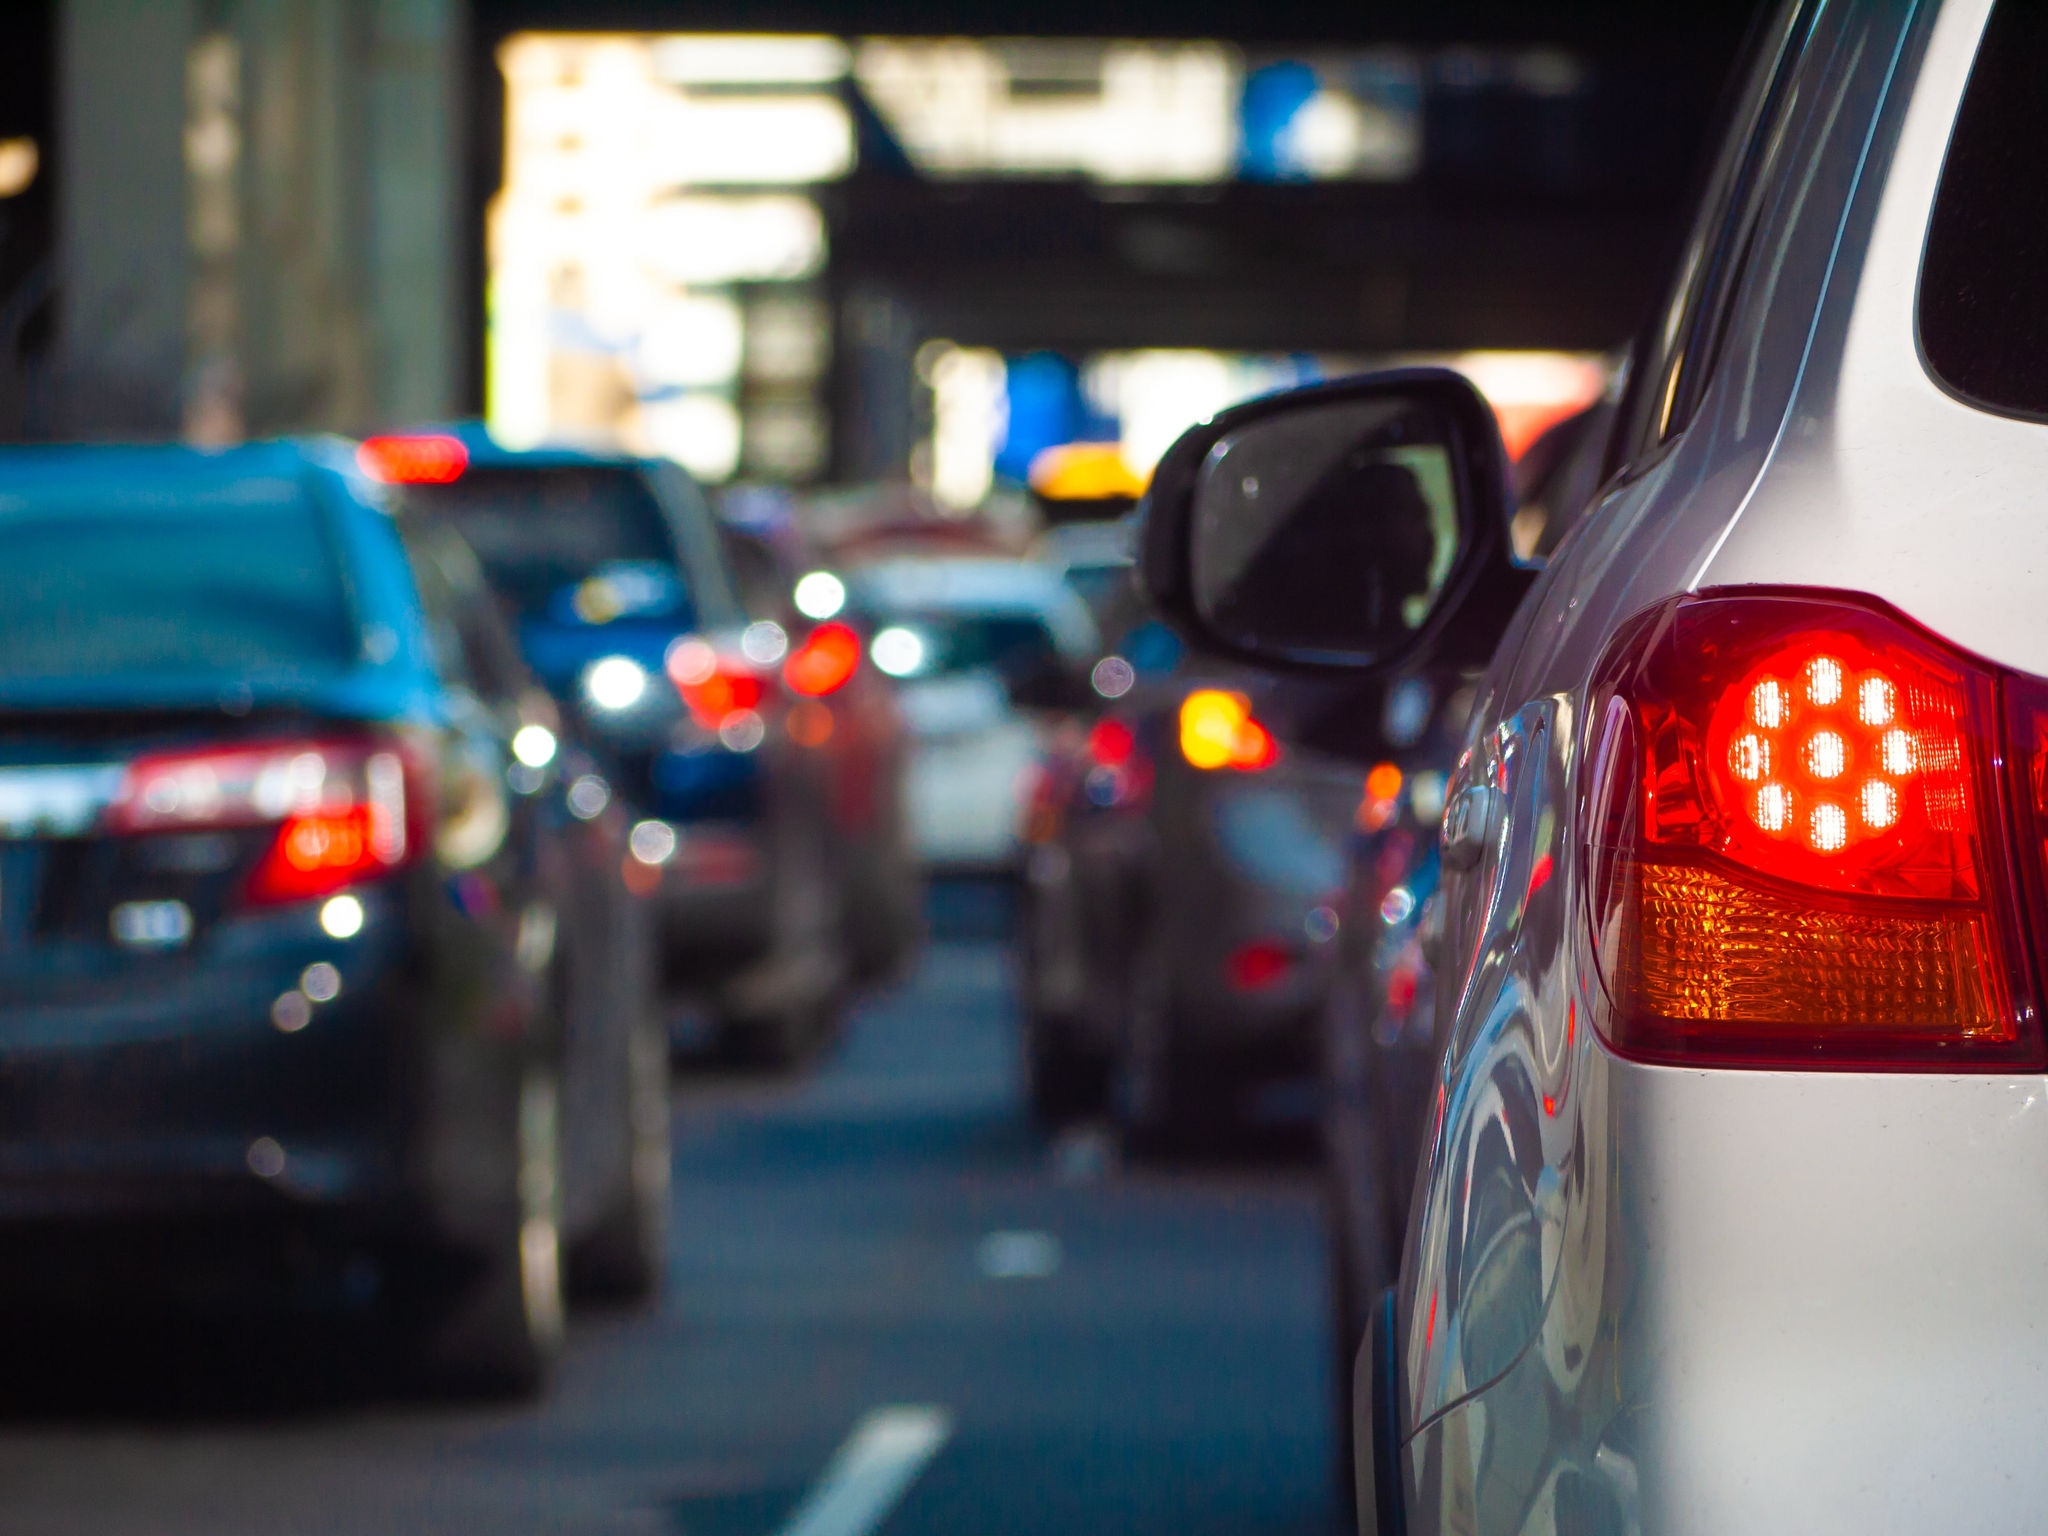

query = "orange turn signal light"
(1179, 690), (1279, 772)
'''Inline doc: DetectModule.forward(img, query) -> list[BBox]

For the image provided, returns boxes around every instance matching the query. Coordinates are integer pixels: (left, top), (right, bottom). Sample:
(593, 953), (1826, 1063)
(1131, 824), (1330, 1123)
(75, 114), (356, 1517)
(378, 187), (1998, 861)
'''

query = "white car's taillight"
(1582, 588), (2040, 1069)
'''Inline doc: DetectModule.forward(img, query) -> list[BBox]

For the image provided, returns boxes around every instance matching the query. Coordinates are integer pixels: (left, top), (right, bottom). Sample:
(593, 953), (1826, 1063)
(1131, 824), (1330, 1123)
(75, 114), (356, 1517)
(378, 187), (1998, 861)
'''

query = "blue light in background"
(1240, 62), (1322, 182)
(994, 352), (1117, 485)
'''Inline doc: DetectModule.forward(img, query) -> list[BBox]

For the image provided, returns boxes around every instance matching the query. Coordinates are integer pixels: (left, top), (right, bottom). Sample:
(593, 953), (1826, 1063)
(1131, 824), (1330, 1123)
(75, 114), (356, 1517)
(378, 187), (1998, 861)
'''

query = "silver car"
(1139, 1), (2048, 1529)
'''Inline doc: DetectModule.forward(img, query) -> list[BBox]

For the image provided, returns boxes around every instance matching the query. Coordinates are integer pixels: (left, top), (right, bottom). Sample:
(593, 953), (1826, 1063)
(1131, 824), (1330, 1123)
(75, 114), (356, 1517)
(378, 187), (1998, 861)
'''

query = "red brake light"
(666, 637), (767, 728)
(1585, 590), (2037, 1068)
(357, 434), (468, 485)
(1226, 939), (1296, 992)
(784, 622), (861, 697)
(107, 737), (420, 906)
(1079, 716), (1151, 809)
(1087, 718), (1136, 768)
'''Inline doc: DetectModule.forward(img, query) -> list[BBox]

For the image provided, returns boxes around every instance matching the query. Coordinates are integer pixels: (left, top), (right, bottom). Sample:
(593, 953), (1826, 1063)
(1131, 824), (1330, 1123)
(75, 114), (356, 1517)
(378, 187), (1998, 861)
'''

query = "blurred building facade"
(41, 0), (463, 440)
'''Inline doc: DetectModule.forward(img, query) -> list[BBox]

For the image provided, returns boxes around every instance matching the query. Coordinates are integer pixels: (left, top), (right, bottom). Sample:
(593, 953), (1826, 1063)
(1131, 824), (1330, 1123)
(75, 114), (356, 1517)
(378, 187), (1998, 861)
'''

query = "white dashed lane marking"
(774, 1406), (953, 1536)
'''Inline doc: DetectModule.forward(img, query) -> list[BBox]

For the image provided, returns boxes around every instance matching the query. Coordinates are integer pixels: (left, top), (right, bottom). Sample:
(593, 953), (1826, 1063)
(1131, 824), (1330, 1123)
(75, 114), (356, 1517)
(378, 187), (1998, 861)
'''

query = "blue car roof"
(393, 420), (657, 474)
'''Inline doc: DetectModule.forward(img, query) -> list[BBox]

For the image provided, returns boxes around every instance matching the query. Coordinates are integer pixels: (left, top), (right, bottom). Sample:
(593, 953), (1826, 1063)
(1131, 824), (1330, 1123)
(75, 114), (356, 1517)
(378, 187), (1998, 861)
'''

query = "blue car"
(0, 440), (668, 1394)
(369, 426), (913, 1062)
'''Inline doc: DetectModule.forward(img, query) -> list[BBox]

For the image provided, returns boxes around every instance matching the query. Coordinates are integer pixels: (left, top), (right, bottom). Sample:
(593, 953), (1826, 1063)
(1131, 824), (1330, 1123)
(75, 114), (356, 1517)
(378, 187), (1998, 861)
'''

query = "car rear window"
(871, 609), (1065, 689)
(1918, 0), (2048, 417)
(0, 488), (355, 682)
(407, 466), (688, 622)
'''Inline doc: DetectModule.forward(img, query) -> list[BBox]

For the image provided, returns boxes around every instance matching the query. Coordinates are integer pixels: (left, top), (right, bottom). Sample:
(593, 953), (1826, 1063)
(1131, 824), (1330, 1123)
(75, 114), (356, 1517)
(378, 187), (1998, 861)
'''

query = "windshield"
(0, 491), (355, 683)
(408, 465), (690, 624)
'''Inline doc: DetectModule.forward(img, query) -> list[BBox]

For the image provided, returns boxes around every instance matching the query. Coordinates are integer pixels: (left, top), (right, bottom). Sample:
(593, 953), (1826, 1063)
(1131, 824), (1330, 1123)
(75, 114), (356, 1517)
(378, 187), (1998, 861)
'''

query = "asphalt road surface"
(0, 922), (1335, 1536)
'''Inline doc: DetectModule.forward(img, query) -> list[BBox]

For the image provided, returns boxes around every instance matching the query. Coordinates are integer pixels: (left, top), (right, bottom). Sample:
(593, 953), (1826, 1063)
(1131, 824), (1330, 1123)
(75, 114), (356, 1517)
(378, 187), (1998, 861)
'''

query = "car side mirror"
(1137, 367), (1532, 675)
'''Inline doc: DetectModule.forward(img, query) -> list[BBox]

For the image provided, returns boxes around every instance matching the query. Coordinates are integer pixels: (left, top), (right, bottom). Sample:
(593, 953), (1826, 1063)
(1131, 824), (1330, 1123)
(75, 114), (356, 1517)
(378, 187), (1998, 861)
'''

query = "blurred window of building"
(489, 33), (848, 478)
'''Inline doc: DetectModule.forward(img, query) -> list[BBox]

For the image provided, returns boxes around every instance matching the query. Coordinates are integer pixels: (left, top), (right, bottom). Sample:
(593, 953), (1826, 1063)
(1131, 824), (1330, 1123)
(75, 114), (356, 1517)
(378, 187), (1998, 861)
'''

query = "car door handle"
(1440, 783), (1498, 871)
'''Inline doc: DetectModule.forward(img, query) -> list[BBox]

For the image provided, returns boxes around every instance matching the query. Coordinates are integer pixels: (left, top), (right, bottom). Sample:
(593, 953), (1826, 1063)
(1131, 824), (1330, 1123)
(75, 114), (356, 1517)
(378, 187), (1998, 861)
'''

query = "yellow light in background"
(0, 138), (37, 199)
(1443, 350), (1606, 459)
(640, 196), (827, 286)
(924, 343), (1006, 510)
(636, 294), (744, 389)
(1027, 443), (1149, 502)
(855, 39), (1237, 183)
(650, 35), (850, 85)
(1180, 690), (1251, 770)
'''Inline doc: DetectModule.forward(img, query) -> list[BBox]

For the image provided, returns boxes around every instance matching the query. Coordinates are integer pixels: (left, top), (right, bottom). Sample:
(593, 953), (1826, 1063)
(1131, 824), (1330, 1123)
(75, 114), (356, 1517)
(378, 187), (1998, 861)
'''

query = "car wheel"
(407, 1066), (567, 1398)
(567, 1010), (671, 1304)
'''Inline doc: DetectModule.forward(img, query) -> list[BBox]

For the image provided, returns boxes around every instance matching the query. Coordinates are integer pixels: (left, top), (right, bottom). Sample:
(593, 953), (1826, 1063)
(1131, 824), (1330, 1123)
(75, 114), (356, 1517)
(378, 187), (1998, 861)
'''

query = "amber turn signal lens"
(1627, 863), (2007, 1036)
(1178, 690), (1279, 772)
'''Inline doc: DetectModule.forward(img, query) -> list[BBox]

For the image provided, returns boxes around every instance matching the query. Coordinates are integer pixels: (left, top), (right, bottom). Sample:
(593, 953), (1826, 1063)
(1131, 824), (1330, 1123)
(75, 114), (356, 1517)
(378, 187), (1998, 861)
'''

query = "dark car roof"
(0, 437), (368, 494)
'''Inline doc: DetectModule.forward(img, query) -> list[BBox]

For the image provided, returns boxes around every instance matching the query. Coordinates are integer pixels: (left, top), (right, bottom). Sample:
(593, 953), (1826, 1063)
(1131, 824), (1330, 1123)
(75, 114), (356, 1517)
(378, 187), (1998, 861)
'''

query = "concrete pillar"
(366, 0), (462, 429)
(55, 0), (461, 439)
(57, 0), (195, 435)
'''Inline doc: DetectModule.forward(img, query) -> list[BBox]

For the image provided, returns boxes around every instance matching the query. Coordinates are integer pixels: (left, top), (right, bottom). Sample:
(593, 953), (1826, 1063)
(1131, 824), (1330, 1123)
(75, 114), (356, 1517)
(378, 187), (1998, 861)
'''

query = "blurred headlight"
(871, 626), (926, 678)
(512, 724), (558, 767)
(794, 570), (846, 620)
(583, 655), (649, 712)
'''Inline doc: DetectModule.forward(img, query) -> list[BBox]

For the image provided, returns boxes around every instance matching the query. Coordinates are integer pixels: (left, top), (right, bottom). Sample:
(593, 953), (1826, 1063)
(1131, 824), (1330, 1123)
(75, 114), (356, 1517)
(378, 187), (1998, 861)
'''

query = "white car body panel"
(1387, 2), (2048, 1531)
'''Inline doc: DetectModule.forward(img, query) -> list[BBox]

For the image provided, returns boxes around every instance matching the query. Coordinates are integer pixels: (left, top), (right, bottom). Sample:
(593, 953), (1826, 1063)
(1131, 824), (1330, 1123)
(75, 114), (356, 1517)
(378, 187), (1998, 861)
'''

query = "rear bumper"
(0, 897), (413, 1224)
(639, 821), (774, 970)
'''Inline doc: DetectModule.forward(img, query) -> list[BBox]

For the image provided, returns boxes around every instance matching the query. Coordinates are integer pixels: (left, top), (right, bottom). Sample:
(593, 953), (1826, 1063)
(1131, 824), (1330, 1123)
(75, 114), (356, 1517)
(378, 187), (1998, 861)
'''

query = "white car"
(846, 557), (1099, 871)
(1139, 2), (2048, 1529)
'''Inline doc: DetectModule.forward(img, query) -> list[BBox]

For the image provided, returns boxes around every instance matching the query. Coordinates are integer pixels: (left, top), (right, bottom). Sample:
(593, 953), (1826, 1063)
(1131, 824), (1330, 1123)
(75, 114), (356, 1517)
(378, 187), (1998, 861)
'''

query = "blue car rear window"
(407, 466), (690, 625)
(0, 486), (355, 681)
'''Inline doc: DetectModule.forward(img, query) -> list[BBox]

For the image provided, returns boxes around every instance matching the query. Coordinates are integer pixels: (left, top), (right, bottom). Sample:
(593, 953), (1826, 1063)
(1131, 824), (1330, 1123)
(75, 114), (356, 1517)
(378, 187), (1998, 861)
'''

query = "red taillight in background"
(1081, 716), (1151, 810)
(108, 737), (420, 905)
(1226, 939), (1297, 992)
(1585, 589), (2038, 1069)
(356, 434), (468, 485)
(666, 637), (766, 728)
(784, 622), (861, 697)
(1087, 718), (1136, 767)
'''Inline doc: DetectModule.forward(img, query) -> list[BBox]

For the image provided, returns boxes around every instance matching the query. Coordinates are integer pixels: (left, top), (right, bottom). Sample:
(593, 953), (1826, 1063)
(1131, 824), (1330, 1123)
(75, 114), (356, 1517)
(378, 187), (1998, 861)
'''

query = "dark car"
(1017, 524), (1359, 1145)
(366, 427), (909, 1062)
(0, 440), (667, 1394)
(718, 521), (921, 985)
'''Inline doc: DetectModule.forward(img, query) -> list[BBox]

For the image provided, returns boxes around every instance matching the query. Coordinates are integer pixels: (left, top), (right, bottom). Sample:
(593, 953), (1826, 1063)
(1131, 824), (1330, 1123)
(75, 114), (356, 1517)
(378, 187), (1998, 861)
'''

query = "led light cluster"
(1711, 645), (1964, 866)
(1721, 655), (1910, 853)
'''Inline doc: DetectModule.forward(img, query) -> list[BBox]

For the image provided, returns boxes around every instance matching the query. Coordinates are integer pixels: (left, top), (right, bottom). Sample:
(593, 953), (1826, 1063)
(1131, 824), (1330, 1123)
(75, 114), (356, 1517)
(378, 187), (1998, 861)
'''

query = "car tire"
(405, 1066), (567, 1399)
(567, 1012), (671, 1304)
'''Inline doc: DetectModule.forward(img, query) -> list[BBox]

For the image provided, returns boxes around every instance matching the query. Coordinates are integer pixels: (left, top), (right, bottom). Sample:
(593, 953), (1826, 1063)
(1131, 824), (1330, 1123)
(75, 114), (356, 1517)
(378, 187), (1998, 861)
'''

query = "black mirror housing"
(1137, 367), (1532, 677)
